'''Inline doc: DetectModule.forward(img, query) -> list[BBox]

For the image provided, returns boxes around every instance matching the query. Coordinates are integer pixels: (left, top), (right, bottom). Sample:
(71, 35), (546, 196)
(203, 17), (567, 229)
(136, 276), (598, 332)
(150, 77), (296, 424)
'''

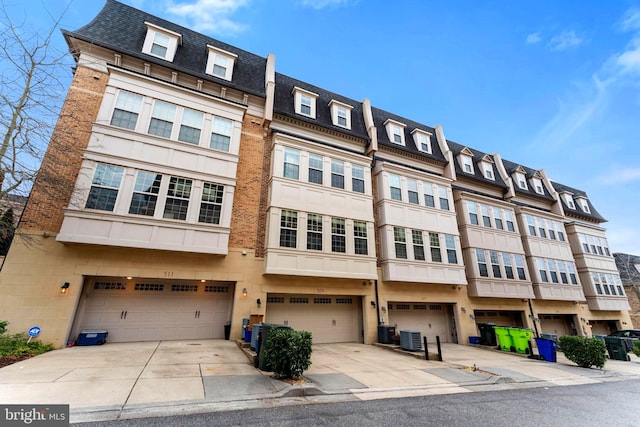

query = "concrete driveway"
(1, 339), (639, 422)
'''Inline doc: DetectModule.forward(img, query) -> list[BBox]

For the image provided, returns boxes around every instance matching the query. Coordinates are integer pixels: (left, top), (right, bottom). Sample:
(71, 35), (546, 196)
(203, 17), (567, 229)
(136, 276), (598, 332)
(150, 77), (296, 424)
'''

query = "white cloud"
(526, 32), (541, 44)
(300, 0), (356, 10)
(165, 0), (249, 36)
(549, 30), (583, 51)
(619, 8), (640, 32)
(609, 10), (640, 76)
(598, 167), (640, 185)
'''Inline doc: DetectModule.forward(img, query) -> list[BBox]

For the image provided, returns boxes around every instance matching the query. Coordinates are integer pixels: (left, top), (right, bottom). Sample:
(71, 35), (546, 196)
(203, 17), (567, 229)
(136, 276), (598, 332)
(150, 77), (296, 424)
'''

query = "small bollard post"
(436, 335), (443, 361)
(423, 336), (429, 360)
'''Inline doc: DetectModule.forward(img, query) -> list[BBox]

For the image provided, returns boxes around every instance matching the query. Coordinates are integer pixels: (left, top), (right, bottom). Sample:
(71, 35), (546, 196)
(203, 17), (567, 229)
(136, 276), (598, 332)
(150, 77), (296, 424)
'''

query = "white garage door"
(265, 294), (362, 344)
(539, 315), (572, 336)
(78, 279), (233, 342)
(388, 302), (453, 343)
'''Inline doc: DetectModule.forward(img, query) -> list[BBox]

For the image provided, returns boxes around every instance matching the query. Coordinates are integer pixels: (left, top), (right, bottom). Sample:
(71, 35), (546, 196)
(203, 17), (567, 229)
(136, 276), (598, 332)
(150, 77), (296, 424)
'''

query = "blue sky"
(4, 0), (640, 254)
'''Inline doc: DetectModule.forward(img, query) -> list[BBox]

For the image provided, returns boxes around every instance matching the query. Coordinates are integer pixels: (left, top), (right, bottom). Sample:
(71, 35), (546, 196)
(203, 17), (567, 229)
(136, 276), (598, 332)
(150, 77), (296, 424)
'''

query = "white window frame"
(578, 198), (590, 213)
(532, 177), (544, 195)
(564, 194), (575, 209)
(329, 100), (353, 129)
(206, 45), (238, 81)
(384, 119), (406, 145)
(483, 163), (494, 180)
(293, 87), (319, 118)
(142, 22), (182, 62)
(411, 129), (432, 154)
(516, 173), (527, 189)
(461, 155), (474, 174)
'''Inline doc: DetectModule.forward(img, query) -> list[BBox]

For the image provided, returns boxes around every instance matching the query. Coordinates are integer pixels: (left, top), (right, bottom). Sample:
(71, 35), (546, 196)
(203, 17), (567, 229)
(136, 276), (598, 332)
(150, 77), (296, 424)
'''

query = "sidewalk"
(0, 340), (638, 424)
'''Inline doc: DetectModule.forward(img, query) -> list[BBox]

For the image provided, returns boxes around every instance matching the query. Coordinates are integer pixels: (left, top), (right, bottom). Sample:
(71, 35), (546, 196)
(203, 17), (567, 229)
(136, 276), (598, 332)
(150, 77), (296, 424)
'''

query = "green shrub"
(633, 340), (640, 358)
(0, 320), (7, 335)
(263, 328), (312, 379)
(558, 336), (606, 369)
(0, 321), (55, 357)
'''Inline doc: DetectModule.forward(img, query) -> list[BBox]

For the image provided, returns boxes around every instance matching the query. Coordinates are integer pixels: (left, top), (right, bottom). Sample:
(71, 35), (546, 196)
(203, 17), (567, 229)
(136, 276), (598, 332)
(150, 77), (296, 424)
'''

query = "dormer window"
(411, 129), (432, 154)
(292, 87), (318, 118)
(142, 22), (182, 62)
(577, 197), (590, 213)
(483, 164), (494, 180)
(384, 119), (406, 145)
(563, 193), (575, 209)
(329, 100), (353, 129)
(532, 177), (544, 195)
(515, 173), (527, 189)
(459, 148), (475, 174)
(206, 45), (237, 81)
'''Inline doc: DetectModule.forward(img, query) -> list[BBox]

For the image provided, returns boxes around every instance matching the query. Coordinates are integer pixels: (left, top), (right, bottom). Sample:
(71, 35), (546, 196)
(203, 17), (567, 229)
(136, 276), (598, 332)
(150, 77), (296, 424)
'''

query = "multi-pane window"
(592, 272), (602, 294)
(307, 214), (323, 250)
(481, 205), (492, 227)
(546, 220), (555, 240)
(514, 254), (526, 280)
(389, 174), (402, 201)
(163, 177), (192, 220)
(423, 183), (435, 207)
(527, 215), (536, 236)
(567, 262), (578, 284)
(490, 251), (501, 278)
(505, 210), (515, 232)
(210, 116), (232, 151)
(86, 163), (124, 211)
(129, 171), (162, 216)
(308, 154), (323, 184)
(412, 230), (425, 261)
(461, 156), (473, 174)
(407, 179), (419, 204)
(537, 217), (547, 238)
(111, 91), (142, 130)
(579, 233), (611, 257)
(391, 125), (403, 144)
(300, 94), (312, 115)
(555, 221), (565, 241)
(445, 235), (457, 264)
(148, 100), (176, 138)
(279, 210), (297, 248)
(212, 54), (229, 78)
(429, 232), (442, 262)
(352, 165), (365, 193)
(537, 258), (548, 282)
(394, 227), (407, 259)
(467, 201), (479, 225)
(331, 217), (346, 253)
(416, 132), (431, 153)
(151, 32), (170, 57)
(178, 108), (203, 144)
(613, 275), (624, 296)
(483, 164), (494, 180)
(547, 259), (558, 283)
(283, 148), (300, 179)
(493, 208), (504, 230)
(558, 261), (568, 284)
(438, 186), (449, 210)
(331, 159), (345, 189)
(198, 182), (224, 224)
(476, 249), (488, 277)
(353, 221), (368, 255)
(502, 253), (514, 279)
(336, 106), (348, 127)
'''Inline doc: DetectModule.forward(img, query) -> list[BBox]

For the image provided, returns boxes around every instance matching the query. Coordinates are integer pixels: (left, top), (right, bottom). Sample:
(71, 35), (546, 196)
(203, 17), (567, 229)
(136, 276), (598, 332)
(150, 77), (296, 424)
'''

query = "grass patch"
(0, 321), (54, 366)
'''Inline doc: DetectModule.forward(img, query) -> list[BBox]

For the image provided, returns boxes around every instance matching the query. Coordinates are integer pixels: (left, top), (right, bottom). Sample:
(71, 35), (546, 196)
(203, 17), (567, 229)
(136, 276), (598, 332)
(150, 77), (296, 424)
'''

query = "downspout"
(527, 298), (539, 338)
(374, 279), (381, 326)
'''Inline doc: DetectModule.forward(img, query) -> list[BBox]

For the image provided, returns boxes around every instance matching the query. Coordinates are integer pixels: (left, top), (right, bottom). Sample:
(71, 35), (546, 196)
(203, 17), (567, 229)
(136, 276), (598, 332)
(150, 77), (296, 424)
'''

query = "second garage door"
(388, 302), (455, 343)
(265, 294), (362, 344)
(76, 278), (233, 342)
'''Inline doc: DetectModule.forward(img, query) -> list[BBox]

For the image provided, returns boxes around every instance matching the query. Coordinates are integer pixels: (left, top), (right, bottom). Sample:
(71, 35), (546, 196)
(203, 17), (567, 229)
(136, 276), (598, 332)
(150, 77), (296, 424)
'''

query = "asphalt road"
(75, 379), (640, 427)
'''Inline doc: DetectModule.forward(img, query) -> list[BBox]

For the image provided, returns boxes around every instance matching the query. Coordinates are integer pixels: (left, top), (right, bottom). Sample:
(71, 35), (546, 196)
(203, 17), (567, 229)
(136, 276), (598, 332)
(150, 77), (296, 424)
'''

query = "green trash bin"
(494, 326), (514, 352)
(604, 336), (630, 361)
(508, 327), (533, 354)
(257, 323), (292, 371)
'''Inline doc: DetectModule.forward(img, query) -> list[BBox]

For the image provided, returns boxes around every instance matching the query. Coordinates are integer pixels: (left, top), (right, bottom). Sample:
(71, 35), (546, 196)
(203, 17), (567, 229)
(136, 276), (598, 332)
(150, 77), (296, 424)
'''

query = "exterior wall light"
(242, 287), (247, 297)
(60, 282), (70, 294)
(256, 298), (262, 308)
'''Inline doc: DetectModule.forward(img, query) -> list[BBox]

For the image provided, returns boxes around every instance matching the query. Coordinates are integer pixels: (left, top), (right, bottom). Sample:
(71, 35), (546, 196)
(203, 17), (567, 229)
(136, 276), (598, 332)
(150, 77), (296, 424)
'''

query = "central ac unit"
(400, 330), (422, 351)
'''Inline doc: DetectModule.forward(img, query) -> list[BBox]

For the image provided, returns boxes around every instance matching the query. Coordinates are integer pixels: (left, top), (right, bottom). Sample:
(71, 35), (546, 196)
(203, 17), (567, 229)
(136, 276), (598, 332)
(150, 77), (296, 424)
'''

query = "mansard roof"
(551, 181), (606, 222)
(501, 158), (555, 201)
(62, 0), (267, 97)
(273, 73), (369, 141)
(447, 140), (508, 189)
(370, 107), (447, 163)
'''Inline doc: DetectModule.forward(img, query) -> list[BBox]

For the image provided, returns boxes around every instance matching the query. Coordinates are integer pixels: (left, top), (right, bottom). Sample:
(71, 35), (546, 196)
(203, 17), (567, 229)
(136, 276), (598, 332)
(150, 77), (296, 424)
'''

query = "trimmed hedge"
(558, 336), (606, 369)
(263, 328), (312, 379)
(633, 340), (640, 357)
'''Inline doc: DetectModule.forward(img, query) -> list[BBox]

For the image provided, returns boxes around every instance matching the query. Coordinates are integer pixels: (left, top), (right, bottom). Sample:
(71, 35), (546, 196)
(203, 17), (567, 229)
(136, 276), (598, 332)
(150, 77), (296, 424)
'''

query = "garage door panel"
(389, 303), (452, 343)
(78, 279), (233, 342)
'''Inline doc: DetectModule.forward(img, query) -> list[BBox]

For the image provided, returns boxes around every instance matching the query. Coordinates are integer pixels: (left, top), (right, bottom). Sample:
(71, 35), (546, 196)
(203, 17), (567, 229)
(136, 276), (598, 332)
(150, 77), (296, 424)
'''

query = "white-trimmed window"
(198, 182), (224, 224)
(394, 227), (407, 259)
(490, 251), (501, 277)
(389, 174), (402, 201)
(445, 235), (458, 264)
(493, 207), (504, 230)
(411, 129), (432, 154)
(412, 230), (425, 261)
(532, 177), (544, 195)
(306, 214), (323, 251)
(206, 45), (237, 81)
(476, 249), (488, 277)
(163, 176), (192, 220)
(516, 173), (527, 189)
(86, 163), (124, 212)
(423, 183), (435, 207)
(129, 170), (162, 216)
(502, 253), (514, 279)
(563, 194), (575, 209)
(461, 155), (474, 174)
(480, 204), (492, 227)
(407, 178), (419, 204)
(429, 232), (442, 262)
(514, 254), (526, 280)
(483, 163), (494, 180)
(178, 108), (203, 145)
(308, 154), (323, 185)
(331, 159), (345, 189)
(283, 148), (300, 180)
(353, 221), (368, 255)
(352, 164), (365, 193)
(142, 23), (182, 62)
(331, 217), (346, 253)
(279, 210), (298, 248)
(577, 198), (590, 213)
(329, 100), (352, 129)
(526, 215), (536, 236)
(467, 201), (479, 225)
(384, 119), (406, 145)
(505, 210), (515, 232)
(293, 87), (318, 118)
(438, 186), (450, 210)
(148, 100), (176, 138)
(210, 116), (233, 151)
(110, 90), (143, 130)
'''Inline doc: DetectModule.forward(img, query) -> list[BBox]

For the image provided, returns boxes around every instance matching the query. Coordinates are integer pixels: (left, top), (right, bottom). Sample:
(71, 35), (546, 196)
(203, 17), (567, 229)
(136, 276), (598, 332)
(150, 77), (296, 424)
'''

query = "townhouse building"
(0, 0), (631, 347)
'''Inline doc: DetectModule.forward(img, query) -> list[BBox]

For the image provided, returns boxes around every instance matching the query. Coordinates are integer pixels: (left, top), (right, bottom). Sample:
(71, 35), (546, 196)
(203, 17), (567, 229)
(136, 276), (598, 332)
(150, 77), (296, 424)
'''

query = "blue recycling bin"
(535, 337), (557, 362)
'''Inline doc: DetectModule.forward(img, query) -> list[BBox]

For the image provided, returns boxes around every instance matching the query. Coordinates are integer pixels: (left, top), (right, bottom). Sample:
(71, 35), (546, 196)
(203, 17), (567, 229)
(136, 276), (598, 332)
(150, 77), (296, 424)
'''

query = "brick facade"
(18, 66), (108, 233)
(254, 128), (273, 258)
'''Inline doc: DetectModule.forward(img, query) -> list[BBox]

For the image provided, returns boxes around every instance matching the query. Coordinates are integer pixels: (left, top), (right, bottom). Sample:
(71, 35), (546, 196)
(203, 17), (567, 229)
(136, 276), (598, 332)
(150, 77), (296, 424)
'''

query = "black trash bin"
(224, 323), (231, 340)
(605, 336), (630, 361)
(257, 323), (291, 371)
(477, 323), (497, 346)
